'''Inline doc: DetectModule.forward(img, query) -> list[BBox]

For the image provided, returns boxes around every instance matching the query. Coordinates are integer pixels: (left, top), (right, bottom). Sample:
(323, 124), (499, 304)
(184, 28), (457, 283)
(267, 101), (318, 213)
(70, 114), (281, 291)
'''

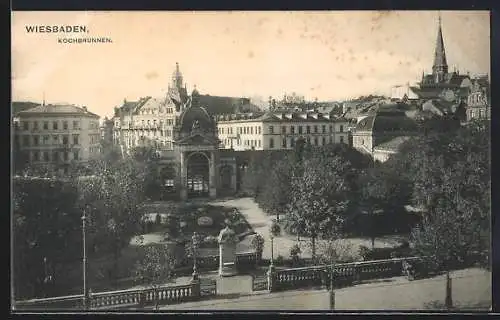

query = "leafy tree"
(250, 234), (265, 261)
(133, 243), (176, 310)
(285, 155), (353, 262)
(13, 177), (82, 299)
(75, 157), (147, 284)
(400, 121), (490, 271)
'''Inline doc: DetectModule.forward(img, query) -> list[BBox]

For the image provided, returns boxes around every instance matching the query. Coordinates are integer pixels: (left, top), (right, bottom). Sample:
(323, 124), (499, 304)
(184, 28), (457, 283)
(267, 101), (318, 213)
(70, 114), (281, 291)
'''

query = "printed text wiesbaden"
(25, 25), (88, 33)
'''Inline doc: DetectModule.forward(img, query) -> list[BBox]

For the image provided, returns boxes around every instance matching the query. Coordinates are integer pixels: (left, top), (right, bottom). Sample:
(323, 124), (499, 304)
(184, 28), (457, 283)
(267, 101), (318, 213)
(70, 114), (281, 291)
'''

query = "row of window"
(30, 150), (80, 162)
(17, 134), (80, 147)
(219, 124), (345, 136)
(119, 119), (176, 128)
(269, 135), (344, 148)
(19, 120), (82, 131)
(269, 124), (344, 135)
(469, 108), (489, 120)
(123, 129), (173, 138)
(224, 135), (345, 149)
(139, 107), (174, 116)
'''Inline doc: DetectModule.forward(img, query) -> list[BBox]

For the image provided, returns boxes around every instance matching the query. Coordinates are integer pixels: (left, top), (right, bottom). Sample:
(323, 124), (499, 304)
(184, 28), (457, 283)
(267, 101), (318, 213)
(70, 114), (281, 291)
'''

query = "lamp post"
(270, 234), (275, 267)
(82, 208), (89, 310)
(192, 232), (199, 281)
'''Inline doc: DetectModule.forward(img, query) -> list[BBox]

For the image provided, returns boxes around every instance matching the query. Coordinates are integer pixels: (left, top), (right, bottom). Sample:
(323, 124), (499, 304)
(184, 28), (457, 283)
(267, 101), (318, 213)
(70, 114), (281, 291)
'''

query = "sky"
(12, 11), (490, 118)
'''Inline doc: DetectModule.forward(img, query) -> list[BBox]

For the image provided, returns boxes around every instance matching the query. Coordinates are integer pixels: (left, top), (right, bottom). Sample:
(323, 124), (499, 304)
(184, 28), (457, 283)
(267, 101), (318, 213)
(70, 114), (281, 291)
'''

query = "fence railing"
(14, 278), (216, 311)
(180, 251), (257, 272)
(269, 256), (422, 292)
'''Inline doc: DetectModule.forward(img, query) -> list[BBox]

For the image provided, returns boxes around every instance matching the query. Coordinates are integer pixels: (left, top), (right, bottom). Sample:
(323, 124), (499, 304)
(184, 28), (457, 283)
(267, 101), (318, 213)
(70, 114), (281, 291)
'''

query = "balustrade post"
(354, 263), (361, 284)
(267, 265), (275, 293)
(190, 278), (201, 301)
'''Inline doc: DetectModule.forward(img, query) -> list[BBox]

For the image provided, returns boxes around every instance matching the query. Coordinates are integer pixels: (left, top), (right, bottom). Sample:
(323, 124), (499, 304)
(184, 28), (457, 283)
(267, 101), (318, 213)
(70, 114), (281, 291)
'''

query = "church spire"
(171, 62), (183, 90)
(432, 13), (448, 82)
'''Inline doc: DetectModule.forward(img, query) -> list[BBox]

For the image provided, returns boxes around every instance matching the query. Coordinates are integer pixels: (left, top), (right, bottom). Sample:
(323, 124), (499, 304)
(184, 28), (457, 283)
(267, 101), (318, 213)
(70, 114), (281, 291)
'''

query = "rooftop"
(373, 136), (413, 152)
(17, 104), (100, 118)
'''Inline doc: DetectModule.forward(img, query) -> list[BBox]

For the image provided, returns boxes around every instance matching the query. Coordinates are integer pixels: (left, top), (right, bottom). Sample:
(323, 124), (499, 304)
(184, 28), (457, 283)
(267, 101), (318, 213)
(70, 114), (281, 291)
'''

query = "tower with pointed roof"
(432, 14), (448, 83)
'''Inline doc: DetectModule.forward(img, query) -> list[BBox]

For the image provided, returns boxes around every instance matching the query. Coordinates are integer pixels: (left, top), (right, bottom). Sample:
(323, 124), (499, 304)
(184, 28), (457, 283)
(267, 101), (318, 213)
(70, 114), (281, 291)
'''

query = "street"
(158, 268), (491, 311)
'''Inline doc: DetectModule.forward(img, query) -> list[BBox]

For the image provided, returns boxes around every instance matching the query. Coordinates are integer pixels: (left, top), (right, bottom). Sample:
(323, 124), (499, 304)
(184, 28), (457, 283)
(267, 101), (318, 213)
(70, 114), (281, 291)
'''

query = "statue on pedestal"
(218, 226), (238, 277)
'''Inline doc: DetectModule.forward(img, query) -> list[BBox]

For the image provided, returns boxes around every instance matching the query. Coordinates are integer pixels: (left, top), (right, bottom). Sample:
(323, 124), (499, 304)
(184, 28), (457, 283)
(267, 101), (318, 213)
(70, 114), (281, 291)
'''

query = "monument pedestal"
(218, 226), (238, 277)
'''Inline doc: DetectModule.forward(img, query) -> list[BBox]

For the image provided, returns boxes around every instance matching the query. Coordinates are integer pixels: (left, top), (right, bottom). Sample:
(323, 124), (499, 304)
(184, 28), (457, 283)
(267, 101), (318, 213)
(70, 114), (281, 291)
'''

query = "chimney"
(82, 106), (87, 112)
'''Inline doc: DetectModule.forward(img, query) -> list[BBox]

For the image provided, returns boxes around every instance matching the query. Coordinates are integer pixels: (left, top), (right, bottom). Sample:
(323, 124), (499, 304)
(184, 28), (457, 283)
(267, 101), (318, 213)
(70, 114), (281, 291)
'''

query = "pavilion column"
(179, 151), (188, 201)
(209, 152), (217, 199)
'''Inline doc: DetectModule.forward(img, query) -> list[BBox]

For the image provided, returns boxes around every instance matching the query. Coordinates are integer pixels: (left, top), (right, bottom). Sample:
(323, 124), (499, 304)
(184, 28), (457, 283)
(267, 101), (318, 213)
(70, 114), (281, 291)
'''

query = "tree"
(134, 243), (176, 310)
(75, 157), (148, 284)
(250, 234), (265, 262)
(13, 177), (82, 299)
(285, 155), (353, 262)
(400, 121), (490, 270)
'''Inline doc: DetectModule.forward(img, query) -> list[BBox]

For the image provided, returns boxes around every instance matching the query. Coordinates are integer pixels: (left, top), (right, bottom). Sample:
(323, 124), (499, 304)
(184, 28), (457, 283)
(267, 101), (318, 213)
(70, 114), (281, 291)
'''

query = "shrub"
(290, 244), (301, 258)
(250, 234), (265, 258)
(275, 255), (285, 266)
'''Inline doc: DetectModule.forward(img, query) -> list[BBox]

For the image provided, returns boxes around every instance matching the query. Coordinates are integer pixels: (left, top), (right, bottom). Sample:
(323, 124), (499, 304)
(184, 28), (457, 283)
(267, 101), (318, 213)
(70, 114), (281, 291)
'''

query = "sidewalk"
(157, 268), (491, 311)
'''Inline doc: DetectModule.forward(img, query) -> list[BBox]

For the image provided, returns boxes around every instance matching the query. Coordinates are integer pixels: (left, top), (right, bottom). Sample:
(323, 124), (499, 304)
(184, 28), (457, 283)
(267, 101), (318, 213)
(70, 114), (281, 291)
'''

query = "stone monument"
(218, 225), (238, 277)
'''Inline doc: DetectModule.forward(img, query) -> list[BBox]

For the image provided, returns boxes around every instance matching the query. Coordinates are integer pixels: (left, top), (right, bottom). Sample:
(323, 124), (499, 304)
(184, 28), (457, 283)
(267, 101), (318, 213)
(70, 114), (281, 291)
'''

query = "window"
(64, 152), (69, 161)
(329, 125), (333, 133)
(73, 120), (80, 129)
(251, 127), (254, 134)
(282, 138), (287, 148)
(53, 121), (58, 130)
(23, 121), (29, 131)
(269, 126), (274, 134)
(33, 121), (39, 130)
(322, 137), (326, 145)
(291, 137), (295, 147)
(291, 126), (295, 134)
(340, 125), (344, 132)
(314, 137), (318, 145)
(73, 134), (79, 145)
(23, 136), (30, 146)
(322, 125), (326, 133)
(340, 136), (345, 143)
(329, 136), (333, 144)
(298, 126), (303, 134)
(53, 151), (59, 161)
(43, 121), (49, 130)
(269, 138), (275, 149)
(258, 140), (261, 147)
(62, 135), (69, 145)
(258, 127), (261, 134)
(33, 151), (40, 162)
(43, 151), (49, 162)
(314, 125), (318, 133)
(52, 135), (58, 145)
(306, 126), (311, 134)
(306, 137), (311, 144)
(281, 126), (286, 134)
(63, 121), (68, 130)
(33, 136), (39, 146)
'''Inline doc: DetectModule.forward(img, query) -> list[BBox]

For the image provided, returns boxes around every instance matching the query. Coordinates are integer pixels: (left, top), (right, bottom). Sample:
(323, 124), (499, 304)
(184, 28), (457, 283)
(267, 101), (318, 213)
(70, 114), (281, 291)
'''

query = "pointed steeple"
(432, 13), (448, 82)
(171, 62), (183, 90)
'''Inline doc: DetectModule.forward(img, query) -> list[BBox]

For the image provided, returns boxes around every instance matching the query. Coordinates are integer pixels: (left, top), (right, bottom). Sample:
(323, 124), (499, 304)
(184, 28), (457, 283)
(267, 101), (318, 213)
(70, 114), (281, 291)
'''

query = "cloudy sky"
(12, 11), (490, 118)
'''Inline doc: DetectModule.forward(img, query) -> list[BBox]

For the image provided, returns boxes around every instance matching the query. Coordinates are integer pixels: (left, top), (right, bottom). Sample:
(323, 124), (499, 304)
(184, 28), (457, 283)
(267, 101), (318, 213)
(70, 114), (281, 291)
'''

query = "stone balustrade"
(270, 256), (423, 292)
(15, 281), (210, 311)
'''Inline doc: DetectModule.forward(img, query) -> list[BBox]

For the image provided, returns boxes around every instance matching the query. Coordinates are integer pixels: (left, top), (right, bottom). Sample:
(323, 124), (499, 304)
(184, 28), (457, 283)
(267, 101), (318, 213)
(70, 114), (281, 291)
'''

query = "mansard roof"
(355, 112), (418, 133)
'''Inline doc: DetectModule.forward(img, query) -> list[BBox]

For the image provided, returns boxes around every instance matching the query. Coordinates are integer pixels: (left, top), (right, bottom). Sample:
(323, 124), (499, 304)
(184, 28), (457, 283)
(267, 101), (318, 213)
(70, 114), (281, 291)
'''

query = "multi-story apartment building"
(113, 62), (261, 155)
(466, 75), (490, 122)
(13, 103), (101, 174)
(216, 111), (350, 151)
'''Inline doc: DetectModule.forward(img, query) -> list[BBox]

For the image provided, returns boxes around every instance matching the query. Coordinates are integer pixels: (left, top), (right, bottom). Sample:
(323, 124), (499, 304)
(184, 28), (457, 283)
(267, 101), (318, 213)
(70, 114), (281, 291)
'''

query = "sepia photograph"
(11, 10), (491, 312)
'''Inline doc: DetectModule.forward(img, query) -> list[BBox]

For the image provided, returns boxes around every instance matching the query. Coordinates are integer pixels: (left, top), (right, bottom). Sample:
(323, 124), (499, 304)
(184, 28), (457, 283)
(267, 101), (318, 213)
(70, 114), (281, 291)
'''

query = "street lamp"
(42, 257), (53, 298)
(192, 232), (200, 281)
(82, 208), (89, 310)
